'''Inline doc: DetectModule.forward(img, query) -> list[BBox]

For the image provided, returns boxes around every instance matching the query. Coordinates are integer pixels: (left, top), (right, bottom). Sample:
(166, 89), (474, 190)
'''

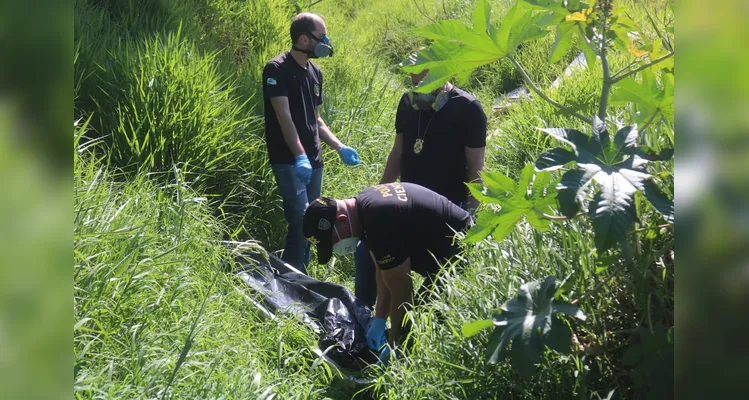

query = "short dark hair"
(290, 13), (320, 45)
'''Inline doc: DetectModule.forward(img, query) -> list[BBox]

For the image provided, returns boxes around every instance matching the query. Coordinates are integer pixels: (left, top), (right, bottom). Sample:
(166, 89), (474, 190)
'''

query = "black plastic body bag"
(235, 251), (378, 370)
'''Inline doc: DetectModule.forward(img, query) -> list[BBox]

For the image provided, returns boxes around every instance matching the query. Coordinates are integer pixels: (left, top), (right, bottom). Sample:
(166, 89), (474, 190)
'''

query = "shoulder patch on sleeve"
(266, 77), (277, 85)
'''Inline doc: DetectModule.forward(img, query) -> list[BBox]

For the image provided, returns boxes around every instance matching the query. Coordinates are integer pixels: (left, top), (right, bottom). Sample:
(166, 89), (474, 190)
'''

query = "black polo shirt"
(395, 86), (487, 205)
(355, 182), (471, 275)
(262, 52), (324, 168)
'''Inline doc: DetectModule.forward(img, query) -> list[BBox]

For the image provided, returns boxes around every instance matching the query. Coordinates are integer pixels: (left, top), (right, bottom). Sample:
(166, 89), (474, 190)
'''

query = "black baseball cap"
(302, 197), (338, 264)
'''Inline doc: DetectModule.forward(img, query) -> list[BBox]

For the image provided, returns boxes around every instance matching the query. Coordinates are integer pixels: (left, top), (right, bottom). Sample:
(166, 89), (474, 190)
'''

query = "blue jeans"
(271, 164), (323, 274)
(354, 242), (377, 308)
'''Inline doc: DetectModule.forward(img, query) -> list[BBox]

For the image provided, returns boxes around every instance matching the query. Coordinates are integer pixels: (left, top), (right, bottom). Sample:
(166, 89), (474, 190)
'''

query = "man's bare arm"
(315, 109), (343, 151)
(380, 258), (413, 345)
(380, 134), (404, 184)
(373, 252), (391, 320)
(465, 146), (486, 212)
(270, 96), (305, 157)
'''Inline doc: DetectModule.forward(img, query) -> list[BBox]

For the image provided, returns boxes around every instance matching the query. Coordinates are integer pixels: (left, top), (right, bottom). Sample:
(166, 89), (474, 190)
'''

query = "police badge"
(413, 138), (424, 154)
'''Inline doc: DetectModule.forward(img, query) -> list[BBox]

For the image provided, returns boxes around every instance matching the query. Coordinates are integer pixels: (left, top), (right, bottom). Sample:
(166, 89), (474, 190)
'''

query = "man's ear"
(294, 36), (304, 48)
(301, 33), (312, 47)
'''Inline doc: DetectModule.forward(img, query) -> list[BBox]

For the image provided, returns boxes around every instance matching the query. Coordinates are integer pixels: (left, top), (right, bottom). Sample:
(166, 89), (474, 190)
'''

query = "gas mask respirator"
(294, 32), (334, 58)
(406, 89), (449, 112)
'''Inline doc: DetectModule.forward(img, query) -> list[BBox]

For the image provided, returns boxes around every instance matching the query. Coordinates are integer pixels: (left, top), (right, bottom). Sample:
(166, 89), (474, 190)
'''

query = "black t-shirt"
(395, 86), (487, 205)
(262, 52), (324, 168)
(355, 182), (471, 274)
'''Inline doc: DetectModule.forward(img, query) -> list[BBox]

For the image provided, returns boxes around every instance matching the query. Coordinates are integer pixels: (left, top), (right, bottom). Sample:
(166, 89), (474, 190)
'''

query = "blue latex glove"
(337, 146), (361, 166)
(367, 317), (387, 350)
(294, 154), (312, 185)
(378, 345), (391, 367)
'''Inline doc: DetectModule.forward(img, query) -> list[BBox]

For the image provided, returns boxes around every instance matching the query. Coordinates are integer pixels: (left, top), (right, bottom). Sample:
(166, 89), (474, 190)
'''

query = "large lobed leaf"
(474, 276), (585, 375)
(463, 164), (558, 243)
(537, 123), (674, 254)
(401, 40), (501, 93)
(490, 2), (548, 54)
(405, 0), (553, 93)
(411, 20), (501, 55)
(588, 168), (643, 252)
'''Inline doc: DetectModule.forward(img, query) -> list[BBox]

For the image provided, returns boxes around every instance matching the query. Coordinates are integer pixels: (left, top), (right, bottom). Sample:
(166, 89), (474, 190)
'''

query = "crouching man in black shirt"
(302, 182), (470, 359)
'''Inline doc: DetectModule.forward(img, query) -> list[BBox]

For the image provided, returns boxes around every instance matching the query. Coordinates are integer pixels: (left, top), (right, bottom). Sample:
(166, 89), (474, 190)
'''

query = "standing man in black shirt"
(263, 12), (361, 273)
(303, 183), (471, 362)
(353, 51), (487, 306)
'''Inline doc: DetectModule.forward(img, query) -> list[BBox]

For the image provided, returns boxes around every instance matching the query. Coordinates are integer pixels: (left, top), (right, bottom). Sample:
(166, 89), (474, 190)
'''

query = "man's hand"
(337, 146), (361, 166)
(366, 317), (387, 350)
(294, 155), (312, 185)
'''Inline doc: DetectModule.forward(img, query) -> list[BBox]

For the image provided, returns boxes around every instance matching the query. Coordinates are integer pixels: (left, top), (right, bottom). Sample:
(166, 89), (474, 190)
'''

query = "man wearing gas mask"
(262, 12), (361, 273)
(302, 182), (471, 365)
(352, 49), (487, 307)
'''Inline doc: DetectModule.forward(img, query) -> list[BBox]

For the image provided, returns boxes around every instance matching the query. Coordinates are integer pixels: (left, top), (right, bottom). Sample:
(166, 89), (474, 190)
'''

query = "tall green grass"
(75, 0), (290, 246)
(94, 30), (251, 171)
(74, 131), (347, 398)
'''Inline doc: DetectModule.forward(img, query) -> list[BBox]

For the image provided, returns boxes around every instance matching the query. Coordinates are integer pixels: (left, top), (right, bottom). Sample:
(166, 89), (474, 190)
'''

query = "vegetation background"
(72, 0), (678, 398)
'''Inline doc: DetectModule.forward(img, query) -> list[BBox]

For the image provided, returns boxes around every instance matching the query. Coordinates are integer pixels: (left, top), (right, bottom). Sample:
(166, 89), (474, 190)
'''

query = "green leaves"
(550, 21), (577, 63)
(588, 169), (642, 253)
(490, 2), (548, 54)
(608, 14), (645, 56)
(472, 0), (492, 35)
(404, 0), (552, 92)
(611, 68), (674, 123)
(536, 119), (674, 254)
(401, 38), (500, 93)
(462, 277), (586, 376)
(522, 1), (600, 66)
(412, 20), (499, 54)
(464, 164), (558, 243)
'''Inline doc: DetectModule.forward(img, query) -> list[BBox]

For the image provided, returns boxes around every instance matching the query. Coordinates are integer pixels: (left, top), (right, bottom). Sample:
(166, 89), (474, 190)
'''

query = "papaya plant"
(406, 0), (674, 375)
(410, 0), (675, 254)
